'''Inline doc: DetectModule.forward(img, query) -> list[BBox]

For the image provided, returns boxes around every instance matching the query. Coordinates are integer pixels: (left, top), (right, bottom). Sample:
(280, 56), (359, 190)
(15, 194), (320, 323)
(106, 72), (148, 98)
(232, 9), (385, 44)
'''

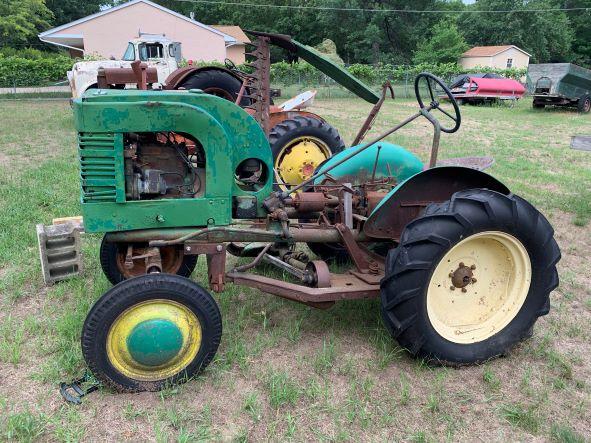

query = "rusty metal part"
(226, 271), (380, 308)
(421, 108), (442, 168)
(106, 225), (372, 247)
(145, 247), (163, 273)
(365, 190), (388, 215)
(183, 243), (226, 292)
(292, 192), (333, 212)
(305, 260), (331, 288)
(363, 167), (510, 240)
(232, 243), (272, 272)
(352, 81), (394, 145)
(450, 264), (474, 288)
(334, 223), (373, 273)
(97, 60), (157, 90)
(247, 36), (272, 135)
(262, 253), (304, 279)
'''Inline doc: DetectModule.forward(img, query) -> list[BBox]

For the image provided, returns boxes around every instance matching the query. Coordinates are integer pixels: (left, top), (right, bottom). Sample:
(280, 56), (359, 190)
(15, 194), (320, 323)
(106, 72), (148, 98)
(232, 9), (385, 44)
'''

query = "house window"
(506, 58), (513, 68)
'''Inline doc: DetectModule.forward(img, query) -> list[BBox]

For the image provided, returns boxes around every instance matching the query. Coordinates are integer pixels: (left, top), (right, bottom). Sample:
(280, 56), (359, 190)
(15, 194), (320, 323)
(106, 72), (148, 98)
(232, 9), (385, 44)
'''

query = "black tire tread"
(82, 274), (222, 392)
(381, 189), (560, 365)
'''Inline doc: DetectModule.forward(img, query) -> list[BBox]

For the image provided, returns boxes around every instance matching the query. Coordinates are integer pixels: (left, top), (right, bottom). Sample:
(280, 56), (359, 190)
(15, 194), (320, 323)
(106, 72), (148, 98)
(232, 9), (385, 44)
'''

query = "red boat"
(449, 75), (526, 104)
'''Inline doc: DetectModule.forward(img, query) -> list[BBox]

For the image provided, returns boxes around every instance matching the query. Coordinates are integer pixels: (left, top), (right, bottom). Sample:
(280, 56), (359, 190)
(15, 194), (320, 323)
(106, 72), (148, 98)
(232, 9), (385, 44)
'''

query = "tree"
(45, 0), (107, 27)
(457, 0), (573, 63)
(0, 0), (52, 48)
(413, 18), (468, 64)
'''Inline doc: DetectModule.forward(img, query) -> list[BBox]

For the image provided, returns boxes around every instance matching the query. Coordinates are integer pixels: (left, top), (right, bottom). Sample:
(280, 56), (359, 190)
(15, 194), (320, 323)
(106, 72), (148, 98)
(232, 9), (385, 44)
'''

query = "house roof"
(462, 45), (531, 58)
(39, 0), (236, 48)
(211, 26), (251, 44)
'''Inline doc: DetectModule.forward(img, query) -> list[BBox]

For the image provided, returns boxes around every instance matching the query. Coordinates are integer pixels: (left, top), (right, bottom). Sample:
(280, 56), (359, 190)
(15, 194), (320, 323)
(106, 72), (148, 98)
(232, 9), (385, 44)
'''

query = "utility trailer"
(528, 63), (591, 113)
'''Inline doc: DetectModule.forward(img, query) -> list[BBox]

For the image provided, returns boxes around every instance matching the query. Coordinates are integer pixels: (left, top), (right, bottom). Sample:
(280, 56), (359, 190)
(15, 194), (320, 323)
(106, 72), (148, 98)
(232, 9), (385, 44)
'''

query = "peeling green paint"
(74, 89), (273, 233)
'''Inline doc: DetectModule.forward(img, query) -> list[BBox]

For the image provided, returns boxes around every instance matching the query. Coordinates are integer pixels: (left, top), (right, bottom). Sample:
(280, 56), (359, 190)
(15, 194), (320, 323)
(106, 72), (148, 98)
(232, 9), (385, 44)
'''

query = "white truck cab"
(68, 34), (182, 98)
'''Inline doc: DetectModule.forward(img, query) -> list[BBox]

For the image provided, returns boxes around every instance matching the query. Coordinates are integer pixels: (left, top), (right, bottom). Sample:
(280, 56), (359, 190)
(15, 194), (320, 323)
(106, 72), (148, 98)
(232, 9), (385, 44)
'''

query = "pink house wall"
(62, 2), (227, 62)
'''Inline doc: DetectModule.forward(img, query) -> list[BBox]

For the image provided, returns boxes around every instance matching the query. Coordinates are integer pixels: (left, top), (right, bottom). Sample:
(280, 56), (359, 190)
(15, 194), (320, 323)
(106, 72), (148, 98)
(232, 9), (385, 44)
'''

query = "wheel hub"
(427, 231), (532, 344)
(275, 136), (331, 188)
(106, 299), (202, 381)
(449, 262), (476, 290)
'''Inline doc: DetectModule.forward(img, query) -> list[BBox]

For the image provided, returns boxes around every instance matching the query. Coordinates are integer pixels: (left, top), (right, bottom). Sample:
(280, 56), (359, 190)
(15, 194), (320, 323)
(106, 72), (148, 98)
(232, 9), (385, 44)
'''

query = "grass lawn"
(0, 97), (589, 442)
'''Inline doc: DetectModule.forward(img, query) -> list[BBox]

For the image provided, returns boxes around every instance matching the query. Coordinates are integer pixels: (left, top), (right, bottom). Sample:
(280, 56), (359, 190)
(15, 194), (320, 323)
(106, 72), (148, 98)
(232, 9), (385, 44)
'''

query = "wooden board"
(571, 135), (591, 152)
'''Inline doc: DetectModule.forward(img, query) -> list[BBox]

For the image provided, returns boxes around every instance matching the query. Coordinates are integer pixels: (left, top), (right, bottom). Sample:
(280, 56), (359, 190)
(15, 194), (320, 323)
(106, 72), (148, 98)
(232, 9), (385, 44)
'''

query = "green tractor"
(45, 32), (560, 394)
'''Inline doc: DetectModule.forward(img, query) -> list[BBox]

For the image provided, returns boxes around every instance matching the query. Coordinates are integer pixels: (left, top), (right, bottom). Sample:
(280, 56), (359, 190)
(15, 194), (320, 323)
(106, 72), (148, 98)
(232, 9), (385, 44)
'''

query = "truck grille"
(78, 133), (125, 203)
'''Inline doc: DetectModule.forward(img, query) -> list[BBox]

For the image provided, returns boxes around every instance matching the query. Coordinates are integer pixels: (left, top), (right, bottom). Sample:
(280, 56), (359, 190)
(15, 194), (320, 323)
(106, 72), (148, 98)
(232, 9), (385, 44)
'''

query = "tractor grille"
(78, 133), (125, 203)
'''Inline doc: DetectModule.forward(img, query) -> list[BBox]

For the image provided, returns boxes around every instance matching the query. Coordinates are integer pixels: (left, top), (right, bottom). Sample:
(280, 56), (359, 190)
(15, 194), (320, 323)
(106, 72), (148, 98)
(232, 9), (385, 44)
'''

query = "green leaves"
(0, 0), (52, 48)
(0, 53), (73, 87)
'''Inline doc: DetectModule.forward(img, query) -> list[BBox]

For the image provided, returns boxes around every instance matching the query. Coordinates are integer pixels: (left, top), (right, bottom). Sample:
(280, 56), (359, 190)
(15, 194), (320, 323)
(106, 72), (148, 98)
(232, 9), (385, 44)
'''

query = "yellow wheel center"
(427, 231), (531, 344)
(274, 137), (332, 190)
(106, 299), (201, 381)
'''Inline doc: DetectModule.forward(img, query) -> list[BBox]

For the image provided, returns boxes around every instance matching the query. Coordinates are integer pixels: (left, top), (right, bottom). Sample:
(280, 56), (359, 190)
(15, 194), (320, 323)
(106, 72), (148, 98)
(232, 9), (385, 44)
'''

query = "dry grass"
(0, 97), (589, 442)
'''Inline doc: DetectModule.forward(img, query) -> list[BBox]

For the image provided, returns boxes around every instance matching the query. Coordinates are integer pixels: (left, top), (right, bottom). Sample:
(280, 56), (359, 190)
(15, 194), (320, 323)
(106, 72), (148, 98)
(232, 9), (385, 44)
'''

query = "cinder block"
(36, 222), (83, 285)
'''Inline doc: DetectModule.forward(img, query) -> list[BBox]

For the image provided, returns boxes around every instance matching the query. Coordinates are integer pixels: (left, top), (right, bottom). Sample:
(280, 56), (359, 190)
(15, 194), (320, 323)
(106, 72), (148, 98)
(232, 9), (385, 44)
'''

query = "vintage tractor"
(44, 33), (560, 394)
(96, 31), (387, 191)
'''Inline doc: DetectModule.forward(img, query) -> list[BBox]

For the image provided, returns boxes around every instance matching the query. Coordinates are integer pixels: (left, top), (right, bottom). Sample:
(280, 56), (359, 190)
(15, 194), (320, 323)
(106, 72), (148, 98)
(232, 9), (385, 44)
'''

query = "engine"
(123, 132), (205, 200)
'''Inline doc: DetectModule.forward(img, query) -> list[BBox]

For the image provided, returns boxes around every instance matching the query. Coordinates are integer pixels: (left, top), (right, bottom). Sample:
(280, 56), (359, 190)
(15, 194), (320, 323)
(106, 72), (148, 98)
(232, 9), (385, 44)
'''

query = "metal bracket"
(60, 372), (99, 405)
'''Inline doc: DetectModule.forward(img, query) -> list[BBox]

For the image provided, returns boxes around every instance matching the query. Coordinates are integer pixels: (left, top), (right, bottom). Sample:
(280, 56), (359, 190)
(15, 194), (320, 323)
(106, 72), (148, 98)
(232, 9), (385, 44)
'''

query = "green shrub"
(0, 53), (74, 87)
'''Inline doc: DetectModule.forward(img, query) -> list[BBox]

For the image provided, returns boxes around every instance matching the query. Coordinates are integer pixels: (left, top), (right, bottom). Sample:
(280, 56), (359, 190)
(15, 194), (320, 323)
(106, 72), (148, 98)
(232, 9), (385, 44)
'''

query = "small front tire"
(82, 274), (222, 392)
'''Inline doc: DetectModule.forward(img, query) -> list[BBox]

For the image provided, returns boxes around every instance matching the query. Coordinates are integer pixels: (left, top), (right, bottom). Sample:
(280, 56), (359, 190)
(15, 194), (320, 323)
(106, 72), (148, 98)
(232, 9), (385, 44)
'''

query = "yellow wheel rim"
(427, 231), (531, 344)
(274, 136), (331, 190)
(106, 300), (201, 381)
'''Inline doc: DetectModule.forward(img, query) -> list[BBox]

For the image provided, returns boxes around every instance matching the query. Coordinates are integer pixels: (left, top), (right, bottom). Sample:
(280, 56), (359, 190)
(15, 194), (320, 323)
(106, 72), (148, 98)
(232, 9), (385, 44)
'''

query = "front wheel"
(82, 274), (222, 392)
(381, 189), (560, 364)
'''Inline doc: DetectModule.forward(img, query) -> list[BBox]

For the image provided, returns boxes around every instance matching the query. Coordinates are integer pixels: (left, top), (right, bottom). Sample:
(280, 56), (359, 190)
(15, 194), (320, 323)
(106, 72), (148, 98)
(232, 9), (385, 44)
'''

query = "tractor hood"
(246, 31), (380, 104)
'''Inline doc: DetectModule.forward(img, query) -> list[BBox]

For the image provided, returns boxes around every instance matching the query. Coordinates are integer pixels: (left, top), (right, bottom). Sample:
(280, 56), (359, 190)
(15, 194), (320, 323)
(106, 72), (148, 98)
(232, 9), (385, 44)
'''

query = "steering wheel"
(414, 72), (461, 133)
(224, 58), (238, 71)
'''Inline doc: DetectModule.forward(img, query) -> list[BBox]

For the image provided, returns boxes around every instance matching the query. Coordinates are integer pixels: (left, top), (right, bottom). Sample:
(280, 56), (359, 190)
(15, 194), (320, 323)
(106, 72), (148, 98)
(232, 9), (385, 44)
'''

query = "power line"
(171, 0), (590, 14)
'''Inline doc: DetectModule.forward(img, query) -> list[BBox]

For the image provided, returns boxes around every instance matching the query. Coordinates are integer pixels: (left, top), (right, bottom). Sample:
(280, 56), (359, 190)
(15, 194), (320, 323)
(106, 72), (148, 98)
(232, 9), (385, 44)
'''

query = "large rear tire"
(380, 189), (560, 365)
(177, 69), (250, 106)
(269, 116), (345, 191)
(82, 274), (222, 392)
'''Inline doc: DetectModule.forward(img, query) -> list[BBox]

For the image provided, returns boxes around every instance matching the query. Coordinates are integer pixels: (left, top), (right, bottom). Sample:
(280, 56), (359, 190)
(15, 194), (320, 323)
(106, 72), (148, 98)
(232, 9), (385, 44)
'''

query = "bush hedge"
(0, 53), (74, 87)
(0, 50), (526, 88)
(271, 61), (527, 85)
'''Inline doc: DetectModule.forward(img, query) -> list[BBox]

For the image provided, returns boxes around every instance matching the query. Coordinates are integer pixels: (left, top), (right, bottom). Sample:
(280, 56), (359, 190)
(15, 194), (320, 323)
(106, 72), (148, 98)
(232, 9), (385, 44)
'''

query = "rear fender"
(363, 166), (509, 240)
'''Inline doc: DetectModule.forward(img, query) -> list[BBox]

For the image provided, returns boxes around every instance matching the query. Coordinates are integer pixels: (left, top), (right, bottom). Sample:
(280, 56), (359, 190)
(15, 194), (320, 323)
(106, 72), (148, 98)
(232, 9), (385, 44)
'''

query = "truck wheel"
(82, 274), (222, 392)
(381, 189), (560, 365)
(532, 101), (545, 109)
(177, 69), (250, 105)
(100, 237), (197, 285)
(577, 94), (591, 113)
(270, 116), (345, 191)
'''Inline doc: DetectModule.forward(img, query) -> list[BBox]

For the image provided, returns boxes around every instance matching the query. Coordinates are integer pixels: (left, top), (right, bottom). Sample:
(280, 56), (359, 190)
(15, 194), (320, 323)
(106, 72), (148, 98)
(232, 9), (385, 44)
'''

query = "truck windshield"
(122, 43), (135, 61)
(138, 43), (164, 61)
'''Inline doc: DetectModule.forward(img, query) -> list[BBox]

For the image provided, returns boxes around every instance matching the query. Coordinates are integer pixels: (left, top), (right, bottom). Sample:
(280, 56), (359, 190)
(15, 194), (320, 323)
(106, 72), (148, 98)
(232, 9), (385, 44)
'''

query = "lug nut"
(471, 277), (477, 283)
(449, 272), (454, 278)
(470, 264), (476, 270)
(461, 287), (467, 293)
(450, 286), (455, 291)
(459, 262), (465, 267)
